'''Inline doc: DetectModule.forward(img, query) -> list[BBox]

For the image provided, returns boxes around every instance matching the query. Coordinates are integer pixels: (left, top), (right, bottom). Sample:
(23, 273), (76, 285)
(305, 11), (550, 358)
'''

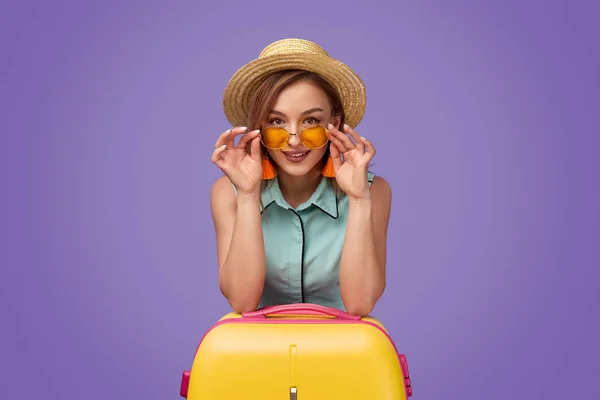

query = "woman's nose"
(287, 128), (301, 146)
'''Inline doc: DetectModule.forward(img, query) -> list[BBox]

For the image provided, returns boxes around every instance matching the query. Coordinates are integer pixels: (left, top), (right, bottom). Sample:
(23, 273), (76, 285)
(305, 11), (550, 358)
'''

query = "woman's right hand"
(211, 126), (263, 196)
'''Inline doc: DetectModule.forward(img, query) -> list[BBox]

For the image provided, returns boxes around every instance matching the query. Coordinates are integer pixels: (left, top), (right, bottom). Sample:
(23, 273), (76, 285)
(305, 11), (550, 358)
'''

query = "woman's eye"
(305, 117), (320, 124)
(268, 118), (283, 125)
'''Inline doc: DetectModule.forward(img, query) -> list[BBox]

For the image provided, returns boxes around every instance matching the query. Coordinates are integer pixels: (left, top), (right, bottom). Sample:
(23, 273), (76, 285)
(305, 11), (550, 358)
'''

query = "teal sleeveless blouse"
(236, 172), (375, 311)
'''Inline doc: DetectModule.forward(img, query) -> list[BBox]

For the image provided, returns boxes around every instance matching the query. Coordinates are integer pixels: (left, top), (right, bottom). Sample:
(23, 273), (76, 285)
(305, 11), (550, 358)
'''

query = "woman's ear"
(331, 114), (342, 129)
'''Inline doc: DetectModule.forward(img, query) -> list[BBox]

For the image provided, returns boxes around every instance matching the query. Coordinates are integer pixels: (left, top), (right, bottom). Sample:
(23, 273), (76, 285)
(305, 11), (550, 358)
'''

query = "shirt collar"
(261, 176), (338, 219)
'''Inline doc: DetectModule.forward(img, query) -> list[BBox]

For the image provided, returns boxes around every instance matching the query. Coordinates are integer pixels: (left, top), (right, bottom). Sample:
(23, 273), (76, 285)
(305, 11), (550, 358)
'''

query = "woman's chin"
(270, 150), (326, 178)
(277, 163), (317, 177)
(274, 157), (322, 177)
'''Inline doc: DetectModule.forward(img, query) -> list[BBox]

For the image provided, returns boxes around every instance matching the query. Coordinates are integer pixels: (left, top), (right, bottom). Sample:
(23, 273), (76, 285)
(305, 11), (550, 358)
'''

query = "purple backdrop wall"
(1, 0), (598, 399)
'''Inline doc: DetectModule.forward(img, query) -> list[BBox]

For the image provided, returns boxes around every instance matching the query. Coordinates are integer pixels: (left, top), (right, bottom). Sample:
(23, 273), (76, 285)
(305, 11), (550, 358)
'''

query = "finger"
(236, 129), (260, 149)
(214, 128), (234, 148)
(344, 124), (365, 153)
(328, 124), (356, 151)
(215, 126), (248, 148)
(360, 136), (376, 159)
(328, 141), (343, 170)
(328, 133), (349, 154)
(249, 135), (261, 162)
(211, 145), (230, 170)
(333, 129), (357, 153)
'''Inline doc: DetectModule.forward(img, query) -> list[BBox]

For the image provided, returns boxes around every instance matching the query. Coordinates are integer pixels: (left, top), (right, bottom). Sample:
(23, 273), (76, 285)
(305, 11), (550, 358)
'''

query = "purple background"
(1, 0), (598, 399)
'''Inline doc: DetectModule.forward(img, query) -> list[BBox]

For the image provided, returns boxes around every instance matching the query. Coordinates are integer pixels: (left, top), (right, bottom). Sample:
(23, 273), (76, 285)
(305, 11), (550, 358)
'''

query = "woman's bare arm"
(210, 176), (266, 313)
(339, 176), (392, 315)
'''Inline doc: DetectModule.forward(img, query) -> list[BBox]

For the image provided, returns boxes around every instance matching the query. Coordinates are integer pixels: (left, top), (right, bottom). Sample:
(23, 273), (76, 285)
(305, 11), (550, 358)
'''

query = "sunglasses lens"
(301, 126), (329, 148)
(261, 127), (288, 149)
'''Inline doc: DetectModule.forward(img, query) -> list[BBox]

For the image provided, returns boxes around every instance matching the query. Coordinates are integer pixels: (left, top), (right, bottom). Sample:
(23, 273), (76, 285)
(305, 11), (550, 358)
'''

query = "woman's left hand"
(327, 123), (376, 200)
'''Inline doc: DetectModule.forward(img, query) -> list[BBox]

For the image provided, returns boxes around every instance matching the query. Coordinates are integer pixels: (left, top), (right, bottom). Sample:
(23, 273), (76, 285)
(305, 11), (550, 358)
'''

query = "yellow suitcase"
(180, 303), (413, 399)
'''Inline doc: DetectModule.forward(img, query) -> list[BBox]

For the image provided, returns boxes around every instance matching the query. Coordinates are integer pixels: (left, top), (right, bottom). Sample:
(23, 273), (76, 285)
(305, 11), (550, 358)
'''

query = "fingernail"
(344, 124), (349, 128)
(328, 123), (334, 128)
(361, 136), (366, 140)
(239, 126), (247, 131)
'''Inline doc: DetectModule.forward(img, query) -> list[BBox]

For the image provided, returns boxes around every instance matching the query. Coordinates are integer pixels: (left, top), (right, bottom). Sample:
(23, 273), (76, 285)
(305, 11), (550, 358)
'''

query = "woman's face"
(264, 81), (340, 177)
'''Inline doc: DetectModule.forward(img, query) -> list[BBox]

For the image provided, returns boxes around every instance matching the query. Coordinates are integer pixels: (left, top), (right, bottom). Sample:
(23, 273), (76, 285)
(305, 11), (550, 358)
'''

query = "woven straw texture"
(222, 38), (366, 128)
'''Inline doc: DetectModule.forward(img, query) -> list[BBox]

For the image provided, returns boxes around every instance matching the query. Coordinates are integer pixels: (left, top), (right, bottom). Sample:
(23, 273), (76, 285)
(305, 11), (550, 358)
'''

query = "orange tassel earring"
(262, 156), (276, 180)
(322, 157), (335, 177)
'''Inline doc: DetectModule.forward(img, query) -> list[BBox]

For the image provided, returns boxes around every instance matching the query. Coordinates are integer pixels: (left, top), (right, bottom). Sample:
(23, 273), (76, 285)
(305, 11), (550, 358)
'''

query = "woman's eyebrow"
(269, 107), (325, 116)
(301, 107), (325, 115)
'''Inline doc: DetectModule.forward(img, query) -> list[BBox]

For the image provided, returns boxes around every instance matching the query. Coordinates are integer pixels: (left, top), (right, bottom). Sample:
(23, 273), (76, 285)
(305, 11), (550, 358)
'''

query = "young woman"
(210, 38), (392, 316)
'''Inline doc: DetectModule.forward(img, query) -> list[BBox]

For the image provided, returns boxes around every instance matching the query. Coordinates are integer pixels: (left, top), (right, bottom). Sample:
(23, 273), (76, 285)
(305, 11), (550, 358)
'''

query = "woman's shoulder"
(211, 175), (236, 195)
(369, 173), (390, 190)
(210, 176), (237, 213)
(368, 173), (392, 204)
(365, 171), (390, 191)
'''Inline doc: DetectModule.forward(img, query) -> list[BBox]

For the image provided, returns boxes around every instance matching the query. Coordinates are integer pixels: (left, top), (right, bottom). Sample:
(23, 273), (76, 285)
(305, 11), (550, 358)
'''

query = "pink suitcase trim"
(179, 370), (190, 398)
(180, 304), (413, 398)
(242, 303), (362, 320)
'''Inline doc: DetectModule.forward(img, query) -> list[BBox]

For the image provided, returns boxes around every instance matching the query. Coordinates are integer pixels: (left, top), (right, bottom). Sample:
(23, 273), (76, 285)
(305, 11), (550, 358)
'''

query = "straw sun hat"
(222, 38), (366, 128)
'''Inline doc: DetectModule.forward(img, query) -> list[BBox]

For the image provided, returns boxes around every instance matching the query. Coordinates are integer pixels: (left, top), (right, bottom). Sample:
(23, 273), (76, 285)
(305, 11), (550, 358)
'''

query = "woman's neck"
(277, 165), (323, 209)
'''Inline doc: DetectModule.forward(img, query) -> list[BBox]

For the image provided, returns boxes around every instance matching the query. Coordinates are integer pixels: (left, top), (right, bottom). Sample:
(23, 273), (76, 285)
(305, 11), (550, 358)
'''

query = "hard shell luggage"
(180, 303), (413, 399)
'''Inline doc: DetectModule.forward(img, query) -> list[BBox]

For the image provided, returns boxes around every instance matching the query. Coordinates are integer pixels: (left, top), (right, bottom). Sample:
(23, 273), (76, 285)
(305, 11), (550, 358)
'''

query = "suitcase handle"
(242, 304), (361, 320)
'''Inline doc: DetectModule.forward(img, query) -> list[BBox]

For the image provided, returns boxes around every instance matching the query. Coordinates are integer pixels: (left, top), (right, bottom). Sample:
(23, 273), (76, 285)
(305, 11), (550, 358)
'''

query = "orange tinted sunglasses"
(260, 126), (330, 150)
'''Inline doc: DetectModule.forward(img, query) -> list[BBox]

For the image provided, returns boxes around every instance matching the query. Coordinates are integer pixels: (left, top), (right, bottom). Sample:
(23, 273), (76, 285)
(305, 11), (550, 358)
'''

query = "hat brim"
(223, 52), (366, 128)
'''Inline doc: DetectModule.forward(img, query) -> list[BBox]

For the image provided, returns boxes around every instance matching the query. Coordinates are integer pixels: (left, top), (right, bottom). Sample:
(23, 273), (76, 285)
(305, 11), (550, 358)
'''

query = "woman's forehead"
(271, 82), (330, 115)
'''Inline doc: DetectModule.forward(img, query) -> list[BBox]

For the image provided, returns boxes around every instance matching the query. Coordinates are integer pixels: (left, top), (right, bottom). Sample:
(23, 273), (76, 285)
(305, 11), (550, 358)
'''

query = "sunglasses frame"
(259, 126), (330, 150)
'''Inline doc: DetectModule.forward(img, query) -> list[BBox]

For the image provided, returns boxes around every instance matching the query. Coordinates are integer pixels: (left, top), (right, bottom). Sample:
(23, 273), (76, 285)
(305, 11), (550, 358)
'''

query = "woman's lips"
(282, 150), (310, 163)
